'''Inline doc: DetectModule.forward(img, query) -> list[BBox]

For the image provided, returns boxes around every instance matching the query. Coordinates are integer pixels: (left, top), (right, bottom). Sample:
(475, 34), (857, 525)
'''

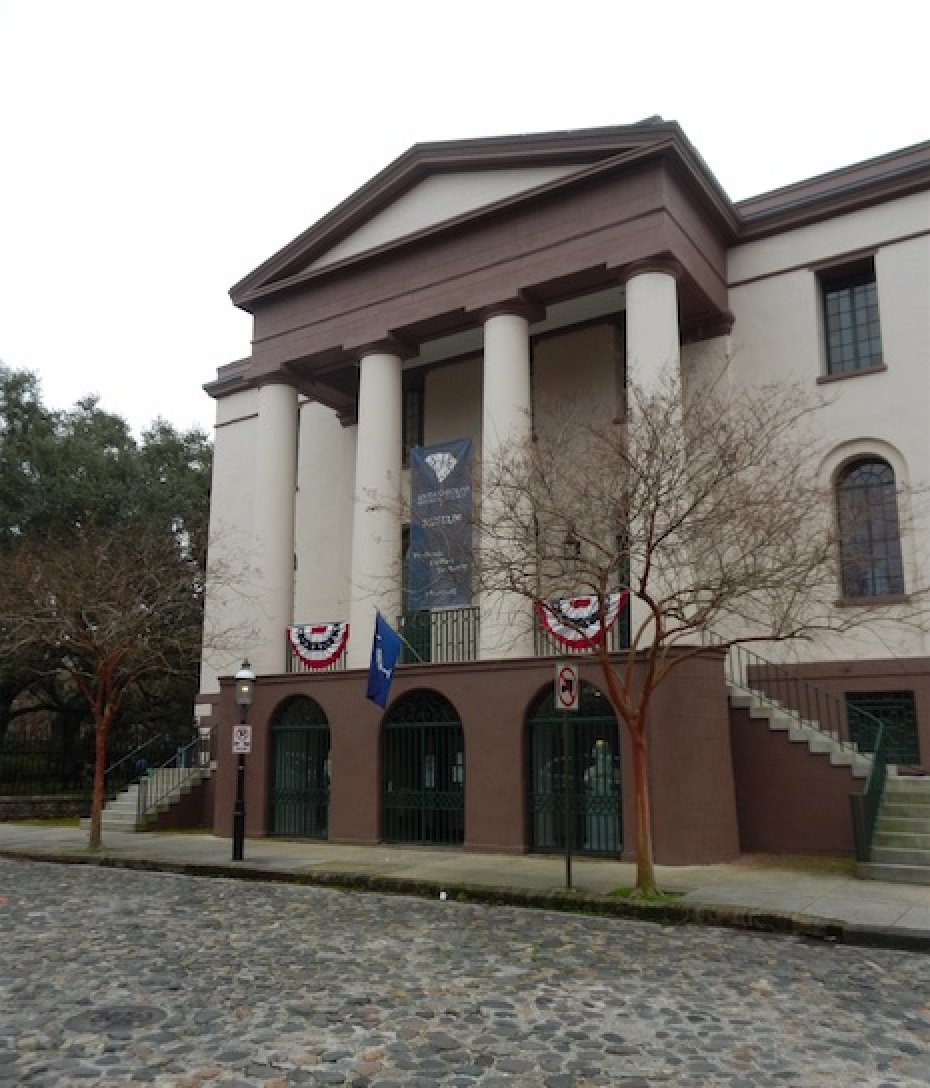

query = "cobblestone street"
(1, 859), (928, 1087)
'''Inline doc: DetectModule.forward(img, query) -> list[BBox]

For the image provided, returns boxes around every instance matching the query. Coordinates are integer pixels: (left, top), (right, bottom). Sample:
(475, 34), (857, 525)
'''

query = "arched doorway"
(527, 681), (621, 856)
(269, 696), (331, 838)
(382, 690), (464, 845)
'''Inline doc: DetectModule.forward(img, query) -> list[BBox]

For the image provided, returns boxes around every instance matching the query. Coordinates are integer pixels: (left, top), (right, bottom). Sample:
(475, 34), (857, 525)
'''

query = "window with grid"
(822, 262), (883, 375)
(837, 458), (904, 598)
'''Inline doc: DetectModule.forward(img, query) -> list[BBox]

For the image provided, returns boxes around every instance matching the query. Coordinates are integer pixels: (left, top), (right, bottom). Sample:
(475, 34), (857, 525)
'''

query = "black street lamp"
(232, 659), (255, 862)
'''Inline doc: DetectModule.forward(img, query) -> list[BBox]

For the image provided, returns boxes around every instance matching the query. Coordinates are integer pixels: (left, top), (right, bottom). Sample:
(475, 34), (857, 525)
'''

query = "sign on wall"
(408, 438), (472, 611)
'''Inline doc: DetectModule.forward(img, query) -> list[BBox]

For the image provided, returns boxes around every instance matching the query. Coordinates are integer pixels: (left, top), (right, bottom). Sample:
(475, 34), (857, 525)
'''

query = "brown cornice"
(470, 292), (547, 325)
(230, 122), (740, 310)
(736, 140), (930, 240)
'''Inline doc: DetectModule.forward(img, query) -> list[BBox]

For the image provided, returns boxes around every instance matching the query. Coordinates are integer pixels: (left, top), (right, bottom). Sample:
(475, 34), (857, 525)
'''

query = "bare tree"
(474, 369), (902, 895)
(0, 523), (208, 850)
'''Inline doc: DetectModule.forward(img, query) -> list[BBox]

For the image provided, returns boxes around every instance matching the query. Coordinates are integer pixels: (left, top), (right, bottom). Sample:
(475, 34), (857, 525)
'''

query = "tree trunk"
(88, 719), (109, 851)
(630, 724), (657, 895)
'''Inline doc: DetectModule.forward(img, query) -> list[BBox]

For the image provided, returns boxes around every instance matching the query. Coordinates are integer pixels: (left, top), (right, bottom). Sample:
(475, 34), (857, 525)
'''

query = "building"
(196, 119), (930, 865)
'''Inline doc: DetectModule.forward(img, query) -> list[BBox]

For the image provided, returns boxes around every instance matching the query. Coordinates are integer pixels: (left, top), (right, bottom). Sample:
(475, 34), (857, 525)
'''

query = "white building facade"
(197, 122), (930, 861)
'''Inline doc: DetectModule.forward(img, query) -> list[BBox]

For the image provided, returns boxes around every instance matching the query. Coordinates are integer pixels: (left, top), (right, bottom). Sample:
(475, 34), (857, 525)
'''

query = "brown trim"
(471, 293), (547, 324)
(817, 363), (888, 385)
(230, 122), (739, 306)
(621, 256), (685, 283)
(835, 594), (911, 608)
(214, 411), (258, 430)
(728, 227), (930, 290)
(736, 140), (930, 240)
(356, 335), (418, 361)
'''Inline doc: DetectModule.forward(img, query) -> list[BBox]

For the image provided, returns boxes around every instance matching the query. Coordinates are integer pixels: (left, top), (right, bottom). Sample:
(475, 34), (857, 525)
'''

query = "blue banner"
(408, 438), (472, 611)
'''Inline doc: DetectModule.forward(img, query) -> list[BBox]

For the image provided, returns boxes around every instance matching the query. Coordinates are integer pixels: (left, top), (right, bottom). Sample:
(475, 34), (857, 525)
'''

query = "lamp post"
(232, 659), (255, 862)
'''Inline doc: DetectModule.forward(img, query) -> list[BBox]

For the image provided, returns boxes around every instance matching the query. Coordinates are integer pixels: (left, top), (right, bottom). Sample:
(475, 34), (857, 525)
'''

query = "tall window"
(822, 260), (883, 376)
(837, 458), (904, 598)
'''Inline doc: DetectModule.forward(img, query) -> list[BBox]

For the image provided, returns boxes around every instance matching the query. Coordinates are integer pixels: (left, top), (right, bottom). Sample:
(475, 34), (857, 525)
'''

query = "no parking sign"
(555, 662), (579, 712)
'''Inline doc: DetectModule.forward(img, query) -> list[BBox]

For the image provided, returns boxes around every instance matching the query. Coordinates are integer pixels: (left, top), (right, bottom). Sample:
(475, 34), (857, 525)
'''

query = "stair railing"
(104, 733), (169, 796)
(724, 641), (883, 757)
(136, 727), (216, 824)
(719, 638), (888, 861)
(849, 722), (891, 862)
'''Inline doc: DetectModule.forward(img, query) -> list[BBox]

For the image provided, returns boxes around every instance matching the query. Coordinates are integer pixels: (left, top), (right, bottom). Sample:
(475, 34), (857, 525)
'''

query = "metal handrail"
(723, 641), (884, 756)
(718, 638), (889, 861)
(136, 727), (215, 823)
(104, 733), (167, 782)
(850, 722), (891, 862)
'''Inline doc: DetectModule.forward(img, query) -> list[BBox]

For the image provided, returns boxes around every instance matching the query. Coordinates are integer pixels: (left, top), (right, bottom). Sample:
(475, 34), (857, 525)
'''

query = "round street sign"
(555, 662), (580, 711)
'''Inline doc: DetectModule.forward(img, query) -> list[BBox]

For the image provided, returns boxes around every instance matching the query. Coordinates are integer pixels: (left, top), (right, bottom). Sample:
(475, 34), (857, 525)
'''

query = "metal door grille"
(269, 697), (331, 838)
(847, 691), (920, 766)
(528, 683), (621, 856)
(382, 690), (464, 845)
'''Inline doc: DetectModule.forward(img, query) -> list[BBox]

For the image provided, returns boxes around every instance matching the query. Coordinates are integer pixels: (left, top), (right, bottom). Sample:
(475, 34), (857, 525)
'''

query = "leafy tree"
(0, 363), (213, 843)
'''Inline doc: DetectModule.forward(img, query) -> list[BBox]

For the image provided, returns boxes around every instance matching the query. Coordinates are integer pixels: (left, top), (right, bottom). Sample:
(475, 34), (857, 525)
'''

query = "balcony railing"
(398, 607), (480, 664)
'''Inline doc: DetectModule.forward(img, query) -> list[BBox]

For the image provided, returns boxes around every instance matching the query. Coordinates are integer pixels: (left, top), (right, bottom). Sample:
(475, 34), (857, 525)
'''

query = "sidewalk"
(2, 822), (929, 951)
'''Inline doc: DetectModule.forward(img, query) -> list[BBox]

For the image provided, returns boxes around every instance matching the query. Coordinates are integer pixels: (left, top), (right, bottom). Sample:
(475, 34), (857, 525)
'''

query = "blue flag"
(366, 612), (402, 708)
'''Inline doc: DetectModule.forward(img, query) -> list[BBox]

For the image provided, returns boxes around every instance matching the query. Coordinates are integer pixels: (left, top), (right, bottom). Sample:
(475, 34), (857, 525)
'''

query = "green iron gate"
(382, 690), (464, 845)
(269, 697), (331, 838)
(528, 681), (621, 856)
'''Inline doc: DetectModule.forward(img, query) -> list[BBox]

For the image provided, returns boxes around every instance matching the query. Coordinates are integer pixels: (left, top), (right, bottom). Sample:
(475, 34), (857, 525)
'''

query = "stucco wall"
(209, 650), (740, 865)
(729, 707), (862, 855)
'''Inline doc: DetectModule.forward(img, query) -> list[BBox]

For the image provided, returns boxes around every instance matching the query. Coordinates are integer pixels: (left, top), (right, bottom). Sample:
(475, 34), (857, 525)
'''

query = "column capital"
(355, 335), (417, 362)
(620, 257), (685, 285)
(471, 293), (546, 326)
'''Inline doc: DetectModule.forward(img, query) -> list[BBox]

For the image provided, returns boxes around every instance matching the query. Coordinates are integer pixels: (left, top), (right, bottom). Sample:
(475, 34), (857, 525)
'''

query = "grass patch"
(609, 886), (683, 903)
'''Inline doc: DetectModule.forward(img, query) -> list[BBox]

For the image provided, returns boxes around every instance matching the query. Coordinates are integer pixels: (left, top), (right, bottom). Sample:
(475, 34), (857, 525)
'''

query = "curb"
(5, 847), (929, 952)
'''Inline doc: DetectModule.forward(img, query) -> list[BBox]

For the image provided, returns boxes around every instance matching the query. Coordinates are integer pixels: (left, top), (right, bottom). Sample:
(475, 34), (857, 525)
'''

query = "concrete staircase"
(727, 683), (872, 779)
(859, 773), (930, 886)
(81, 766), (211, 833)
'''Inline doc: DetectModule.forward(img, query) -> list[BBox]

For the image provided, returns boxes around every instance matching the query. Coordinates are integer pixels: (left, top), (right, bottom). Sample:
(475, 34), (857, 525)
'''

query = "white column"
(479, 311), (536, 659)
(252, 381), (299, 675)
(624, 266), (681, 389)
(624, 264), (682, 642)
(347, 349), (403, 668)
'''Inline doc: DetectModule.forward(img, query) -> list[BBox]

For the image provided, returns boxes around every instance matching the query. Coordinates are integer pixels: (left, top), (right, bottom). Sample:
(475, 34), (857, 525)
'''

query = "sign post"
(555, 662), (579, 889)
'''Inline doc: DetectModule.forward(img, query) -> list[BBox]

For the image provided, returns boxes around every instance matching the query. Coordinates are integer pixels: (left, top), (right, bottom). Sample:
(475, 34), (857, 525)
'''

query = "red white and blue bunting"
(534, 591), (629, 649)
(287, 622), (350, 669)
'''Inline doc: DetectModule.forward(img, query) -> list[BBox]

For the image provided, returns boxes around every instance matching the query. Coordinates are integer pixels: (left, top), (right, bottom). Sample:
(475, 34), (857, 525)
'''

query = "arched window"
(837, 458), (904, 598)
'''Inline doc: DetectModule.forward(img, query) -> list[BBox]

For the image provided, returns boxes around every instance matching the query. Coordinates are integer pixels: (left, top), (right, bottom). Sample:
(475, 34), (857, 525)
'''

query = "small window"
(402, 375), (424, 466)
(836, 458), (904, 598)
(846, 691), (919, 766)
(821, 259), (883, 376)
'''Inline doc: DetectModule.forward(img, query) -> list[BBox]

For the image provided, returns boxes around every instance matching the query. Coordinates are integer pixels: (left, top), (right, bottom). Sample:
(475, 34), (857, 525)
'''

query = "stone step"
(869, 845), (930, 866)
(873, 830), (930, 851)
(878, 815), (930, 833)
(857, 861), (930, 886)
(884, 786), (930, 804)
(878, 800), (930, 818)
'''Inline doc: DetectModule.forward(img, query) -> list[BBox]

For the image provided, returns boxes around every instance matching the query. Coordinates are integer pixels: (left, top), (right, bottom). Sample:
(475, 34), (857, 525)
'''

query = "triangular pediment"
(304, 164), (586, 273)
(230, 119), (726, 309)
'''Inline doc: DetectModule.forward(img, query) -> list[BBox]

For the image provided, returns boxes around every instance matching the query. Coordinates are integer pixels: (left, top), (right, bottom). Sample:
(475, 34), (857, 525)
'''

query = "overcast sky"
(0, 0), (926, 436)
